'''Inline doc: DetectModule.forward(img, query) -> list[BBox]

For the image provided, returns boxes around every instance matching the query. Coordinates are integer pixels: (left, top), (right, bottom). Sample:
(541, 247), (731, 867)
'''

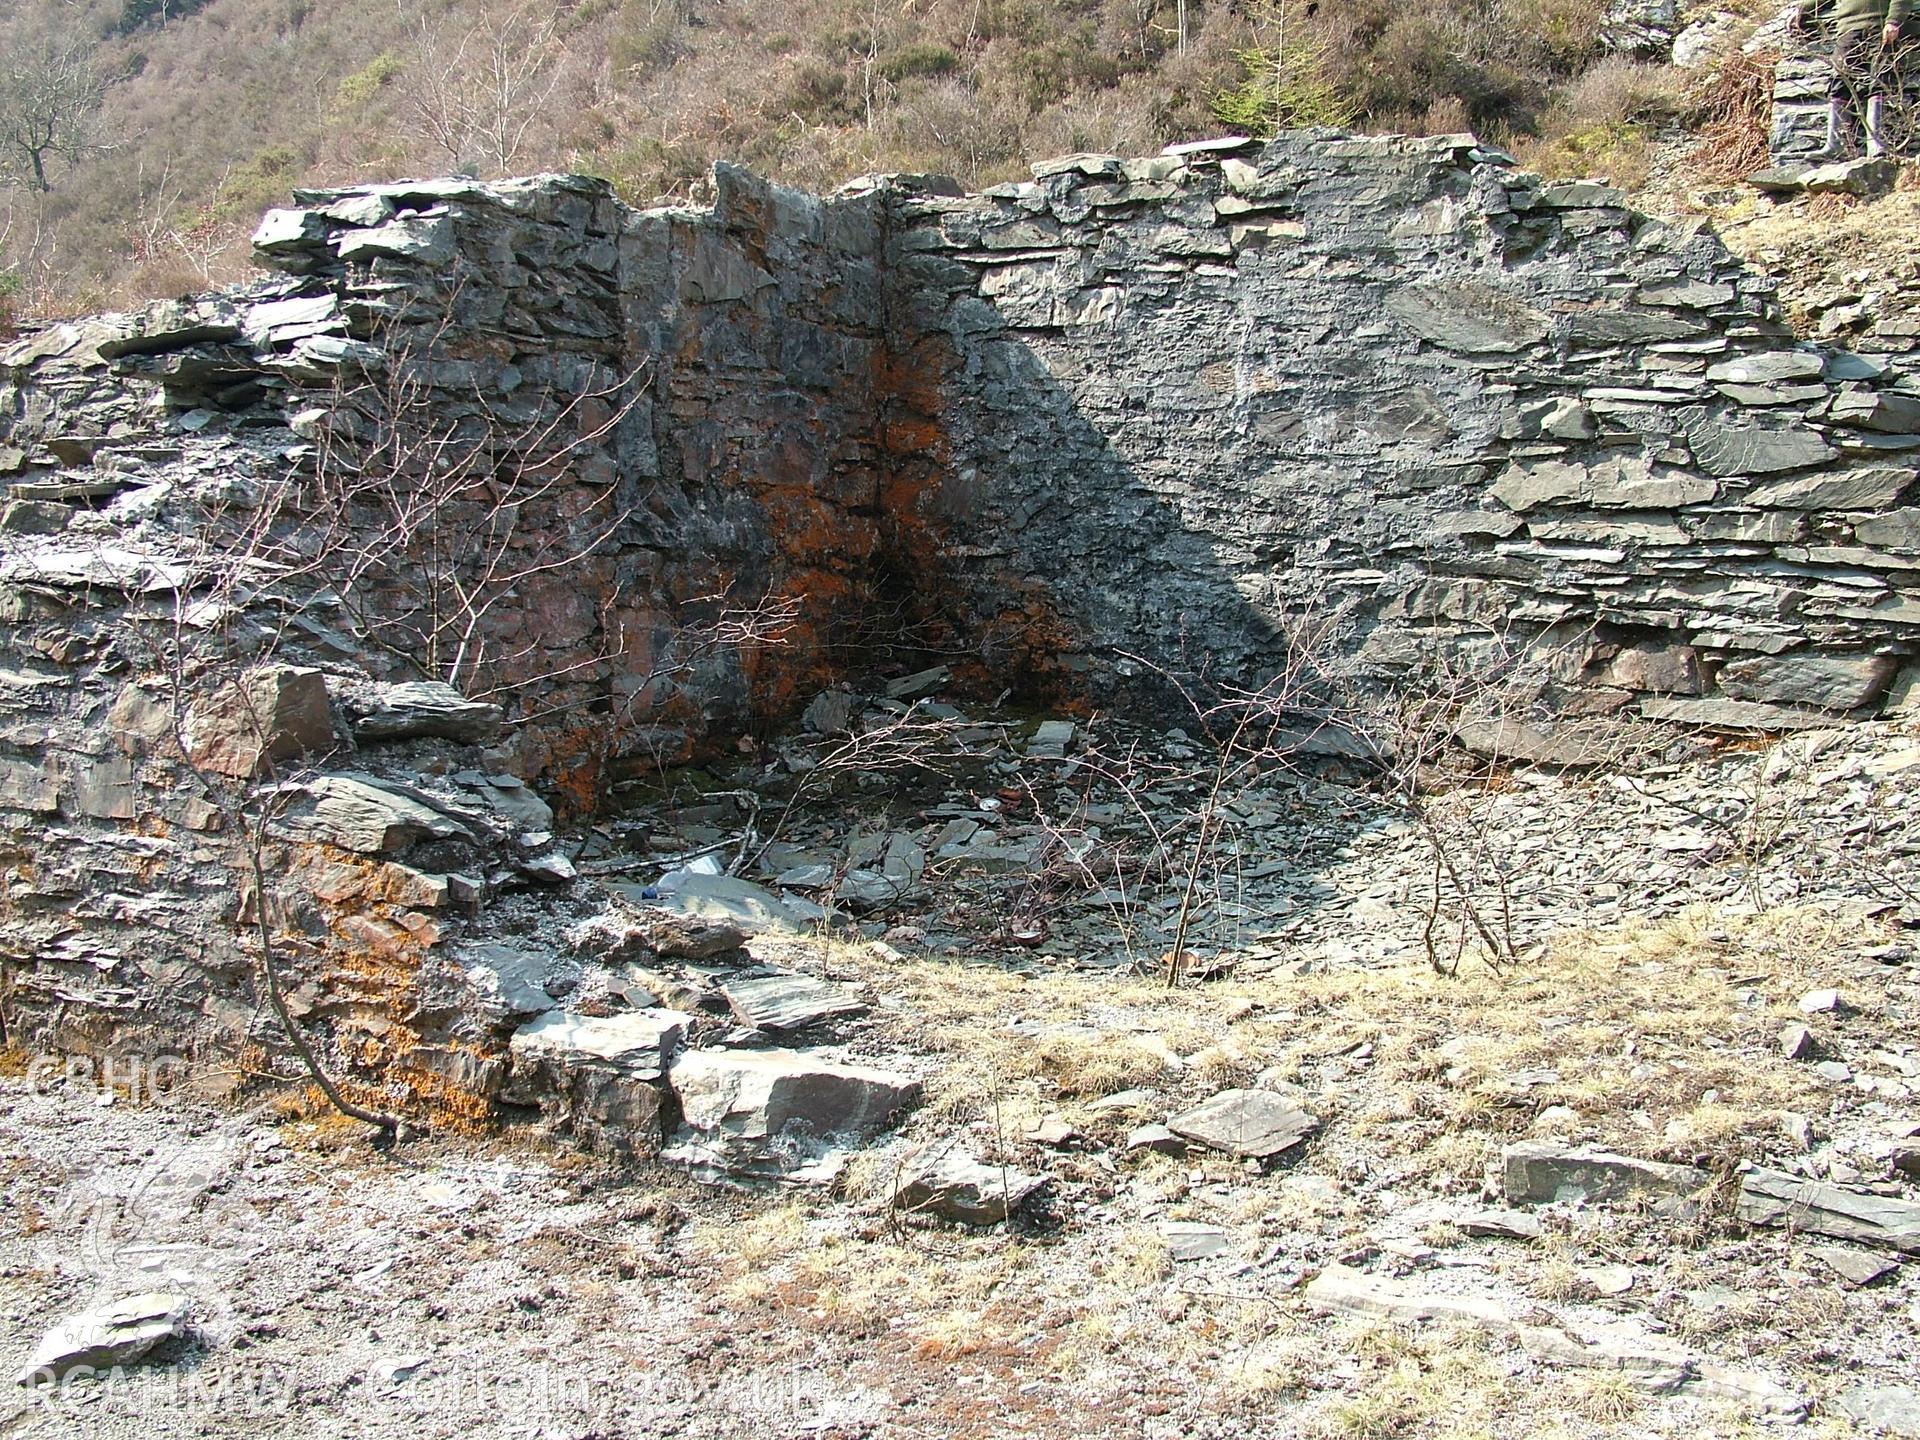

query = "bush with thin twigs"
(1688, 41), (1778, 182)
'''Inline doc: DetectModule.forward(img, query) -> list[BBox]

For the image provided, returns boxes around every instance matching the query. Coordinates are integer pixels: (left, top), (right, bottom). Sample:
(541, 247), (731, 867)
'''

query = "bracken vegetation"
(0, 0), (1751, 323)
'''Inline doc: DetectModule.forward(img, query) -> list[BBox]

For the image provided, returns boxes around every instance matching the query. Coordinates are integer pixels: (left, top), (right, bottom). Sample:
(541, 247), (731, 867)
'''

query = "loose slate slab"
(1809, 1243), (1900, 1288)
(1457, 1207), (1543, 1240)
(722, 972), (867, 1031)
(1159, 1221), (1233, 1261)
(1167, 1089), (1319, 1161)
(1736, 1168), (1920, 1254)
(507, 1009), (691, 1081)
(349, 680), (503, 743)
(665, 1047), (920, 1180)
(1502, 1142), (1710, 1206)
(17, 1293), (190, 1384)
(500, 1009), (694, 1151)
(894, 1148), (1046, 1225)
(284, 775), (485, 854)
(1841, 1385), (1920, 1437)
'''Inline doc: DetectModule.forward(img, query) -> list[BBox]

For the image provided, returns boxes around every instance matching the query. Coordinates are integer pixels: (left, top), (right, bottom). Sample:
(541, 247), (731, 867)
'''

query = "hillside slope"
(0, 0), (1722, 320)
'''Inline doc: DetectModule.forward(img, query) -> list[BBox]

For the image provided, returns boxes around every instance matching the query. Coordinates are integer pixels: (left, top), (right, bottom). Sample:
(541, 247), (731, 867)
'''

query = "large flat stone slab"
(1502, 1143), (1710, 1205)
(1167, 1089), (1319, 1161)
(1735, 1168), (1920, 1254)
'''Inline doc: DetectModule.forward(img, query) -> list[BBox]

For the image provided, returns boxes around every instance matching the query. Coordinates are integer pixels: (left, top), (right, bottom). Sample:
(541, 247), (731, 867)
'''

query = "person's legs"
(1869, 23), (1916, 156)
(1824, 27), (1874, 158)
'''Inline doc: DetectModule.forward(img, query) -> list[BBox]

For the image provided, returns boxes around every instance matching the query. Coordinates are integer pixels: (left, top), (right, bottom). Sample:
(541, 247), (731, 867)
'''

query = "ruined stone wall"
(6, 131), (1920, 1116)
(887, 132), (1920, 735)
(0, 166), (899, 1109)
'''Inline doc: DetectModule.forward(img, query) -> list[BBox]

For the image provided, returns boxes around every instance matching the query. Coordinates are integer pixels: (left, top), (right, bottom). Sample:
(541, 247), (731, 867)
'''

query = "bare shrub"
(1688, 42), (1778, 181)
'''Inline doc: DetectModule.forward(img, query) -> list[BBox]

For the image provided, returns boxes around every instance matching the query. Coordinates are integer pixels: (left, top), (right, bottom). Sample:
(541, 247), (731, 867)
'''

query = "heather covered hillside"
(0, 0), (1737, 320)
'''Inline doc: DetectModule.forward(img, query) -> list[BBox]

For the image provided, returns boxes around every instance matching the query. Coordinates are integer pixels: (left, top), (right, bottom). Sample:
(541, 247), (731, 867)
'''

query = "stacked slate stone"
(884, 131), (1920, 733)
(5, 134), (1920, 1130)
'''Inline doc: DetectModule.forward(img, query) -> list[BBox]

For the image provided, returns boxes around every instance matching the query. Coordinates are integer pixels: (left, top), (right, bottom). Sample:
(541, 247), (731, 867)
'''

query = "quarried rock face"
(883, 132), (1920, 730)
(6, 131), (1920, 1146)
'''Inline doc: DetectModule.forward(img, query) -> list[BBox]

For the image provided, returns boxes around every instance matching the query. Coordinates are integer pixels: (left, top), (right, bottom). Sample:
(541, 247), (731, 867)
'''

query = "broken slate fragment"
(1125, 1123), (1186, 1155)
(1159, 1221), (1233, 1261)
(721, 972), (867, 1031)
(1797, 987), (1843, 1014)
(16, 1293), (190, 1384)
(884, 666), (950, 701)
(1457, 1208), (1543, 1240)
(1025, 719), (1076, 759)
(1736, 1168), (1920, 1253)
(893, 1148), (1046, 1224)
(347, 680), (502, 743)
(665, 1047), (920, 1181)
(1167, 1089), (1319, 1161)
(1502, 1142), (1710, 1206)
(1780, 1023), (1817, 1060)
(1840, 1385), (1920, 1437)
(182, 664), (334, 779)
(601, 900), (747, 961)
(1026, 1113), (1082, 1147)
(507, 1009), (689, 1081)
(282, 775), (486, 854)
(1810, 1243), (1899, 1287)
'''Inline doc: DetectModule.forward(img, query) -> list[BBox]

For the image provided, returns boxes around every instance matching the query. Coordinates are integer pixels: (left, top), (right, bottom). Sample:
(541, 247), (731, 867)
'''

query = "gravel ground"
(5, 721), (1920, 1440)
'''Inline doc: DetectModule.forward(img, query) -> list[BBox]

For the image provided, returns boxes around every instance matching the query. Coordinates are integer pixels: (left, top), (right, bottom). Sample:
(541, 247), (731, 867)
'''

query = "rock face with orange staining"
(7, 135), (1920, 1144)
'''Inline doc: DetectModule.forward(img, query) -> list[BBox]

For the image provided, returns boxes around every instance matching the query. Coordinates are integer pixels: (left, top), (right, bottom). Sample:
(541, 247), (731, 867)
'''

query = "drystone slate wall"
(2, 166), (899, 809)
(884, 131), (1920, 738)
(4, 130), (1920, 1117)
(0, 166), (898, 1113)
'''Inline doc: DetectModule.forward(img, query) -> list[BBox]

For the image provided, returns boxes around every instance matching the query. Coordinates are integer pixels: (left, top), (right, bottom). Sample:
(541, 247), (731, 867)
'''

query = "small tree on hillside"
(0, 18), (108, 193)
(408, 3), (566, 176)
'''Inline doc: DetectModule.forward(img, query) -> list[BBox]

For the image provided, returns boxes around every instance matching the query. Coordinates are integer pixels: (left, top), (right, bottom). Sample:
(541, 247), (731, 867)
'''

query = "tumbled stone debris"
(721, 972), (866, 1032)
(1501, 1142), (1710, 1206)
(893, 1148), (1045, 1225)
(636, 873), (817, 933)
(1736, 1168), (1920, 1254)
(1167, 1089), (1319, 1161)
(664, 1048), (920, 1181)
(17, 1293), (190, 1384)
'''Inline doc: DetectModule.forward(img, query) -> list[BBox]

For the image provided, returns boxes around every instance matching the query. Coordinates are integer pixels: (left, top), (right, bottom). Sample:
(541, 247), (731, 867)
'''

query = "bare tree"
(408, 3), (566, 176)
(0, 17), (108, 193)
